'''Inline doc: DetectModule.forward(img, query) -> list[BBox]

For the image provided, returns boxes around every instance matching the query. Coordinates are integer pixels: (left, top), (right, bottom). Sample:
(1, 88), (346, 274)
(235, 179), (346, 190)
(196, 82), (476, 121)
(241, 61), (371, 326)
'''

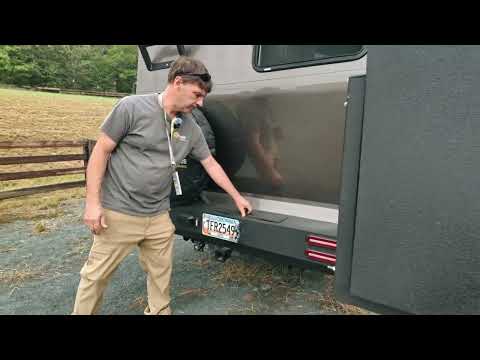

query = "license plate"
(202, 213), (240, 243)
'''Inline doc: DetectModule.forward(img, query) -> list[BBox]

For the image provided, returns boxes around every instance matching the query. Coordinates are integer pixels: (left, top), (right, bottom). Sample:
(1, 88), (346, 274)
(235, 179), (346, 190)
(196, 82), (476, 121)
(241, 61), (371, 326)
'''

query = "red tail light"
(306, 235), (337, 250)
(304, 250), (336, 265)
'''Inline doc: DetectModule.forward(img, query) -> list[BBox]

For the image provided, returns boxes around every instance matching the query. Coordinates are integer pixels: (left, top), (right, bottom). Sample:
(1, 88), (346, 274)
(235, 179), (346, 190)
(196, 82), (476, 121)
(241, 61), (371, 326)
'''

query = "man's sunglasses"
(176, 72), (211, 82)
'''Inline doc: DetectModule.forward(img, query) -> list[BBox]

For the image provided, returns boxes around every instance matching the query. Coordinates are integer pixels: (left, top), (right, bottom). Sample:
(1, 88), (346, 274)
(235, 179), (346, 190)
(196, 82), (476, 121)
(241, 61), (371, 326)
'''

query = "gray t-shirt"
(99, 93), (211, 216)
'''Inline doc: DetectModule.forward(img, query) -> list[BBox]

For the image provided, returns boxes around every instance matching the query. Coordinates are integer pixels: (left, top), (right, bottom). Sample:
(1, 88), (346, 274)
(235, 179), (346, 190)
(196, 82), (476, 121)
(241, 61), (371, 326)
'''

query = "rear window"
(253, 45), (365, 72)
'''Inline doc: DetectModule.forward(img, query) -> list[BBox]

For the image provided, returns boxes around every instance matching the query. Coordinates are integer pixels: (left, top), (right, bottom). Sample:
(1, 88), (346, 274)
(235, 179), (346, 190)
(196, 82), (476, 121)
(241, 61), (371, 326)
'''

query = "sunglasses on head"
(176, 71), (211, 82)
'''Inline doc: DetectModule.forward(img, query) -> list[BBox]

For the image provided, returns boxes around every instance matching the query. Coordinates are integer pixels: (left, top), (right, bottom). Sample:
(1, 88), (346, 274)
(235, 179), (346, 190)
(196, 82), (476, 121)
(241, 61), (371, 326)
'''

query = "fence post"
(87, 140), (96, 159)
(83, 139), (96, 180)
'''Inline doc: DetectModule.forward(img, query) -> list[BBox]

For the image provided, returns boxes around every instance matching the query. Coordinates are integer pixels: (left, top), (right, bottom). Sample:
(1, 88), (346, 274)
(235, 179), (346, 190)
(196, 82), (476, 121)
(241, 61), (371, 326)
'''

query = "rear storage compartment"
(171, 198), (338, 270)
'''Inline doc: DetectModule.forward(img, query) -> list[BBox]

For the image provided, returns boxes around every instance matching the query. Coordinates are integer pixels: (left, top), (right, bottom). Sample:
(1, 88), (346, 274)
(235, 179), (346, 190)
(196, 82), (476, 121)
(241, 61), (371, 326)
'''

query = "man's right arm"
(84, 132), (117, 234)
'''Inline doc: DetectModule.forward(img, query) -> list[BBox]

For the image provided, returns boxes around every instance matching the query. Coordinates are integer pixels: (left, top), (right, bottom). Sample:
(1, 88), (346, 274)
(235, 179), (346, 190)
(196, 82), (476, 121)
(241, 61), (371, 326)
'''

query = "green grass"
(0, 87), (119, 104)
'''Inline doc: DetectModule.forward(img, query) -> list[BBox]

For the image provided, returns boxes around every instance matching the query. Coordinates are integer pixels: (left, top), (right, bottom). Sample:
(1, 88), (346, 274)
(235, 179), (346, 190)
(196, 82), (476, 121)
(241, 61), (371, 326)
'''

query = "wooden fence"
(0, 140), (96, 200)
(22, 86), (130, 98)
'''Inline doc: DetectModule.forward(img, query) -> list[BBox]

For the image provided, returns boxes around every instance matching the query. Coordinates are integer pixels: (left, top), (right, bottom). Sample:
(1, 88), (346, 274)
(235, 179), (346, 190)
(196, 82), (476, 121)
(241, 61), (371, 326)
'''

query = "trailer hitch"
(214, 247), (232, 263)
(192, 239), (206, 252)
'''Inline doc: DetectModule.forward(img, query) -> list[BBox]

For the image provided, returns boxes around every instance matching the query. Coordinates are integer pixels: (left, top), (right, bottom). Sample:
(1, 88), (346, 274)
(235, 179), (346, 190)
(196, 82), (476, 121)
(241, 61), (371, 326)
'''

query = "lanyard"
(159, 92), (176, 171)
(159, 92), (183, 196)
(164, 110), (177, 171)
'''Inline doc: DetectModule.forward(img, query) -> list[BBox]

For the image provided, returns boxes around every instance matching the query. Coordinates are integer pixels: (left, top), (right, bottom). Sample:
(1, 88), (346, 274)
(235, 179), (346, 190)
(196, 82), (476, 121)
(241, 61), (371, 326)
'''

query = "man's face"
(173, 78), (207, 113)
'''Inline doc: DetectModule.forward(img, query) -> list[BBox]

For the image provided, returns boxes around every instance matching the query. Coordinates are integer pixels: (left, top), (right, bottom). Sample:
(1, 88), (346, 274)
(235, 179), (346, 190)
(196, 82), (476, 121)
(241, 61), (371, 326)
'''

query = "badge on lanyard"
(172, 170), (182, 195)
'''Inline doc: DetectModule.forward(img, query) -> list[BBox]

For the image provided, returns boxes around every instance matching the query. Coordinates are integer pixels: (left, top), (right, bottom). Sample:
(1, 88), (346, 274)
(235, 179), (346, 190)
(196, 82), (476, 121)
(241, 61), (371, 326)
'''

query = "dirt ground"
(0, 196), (371, 315)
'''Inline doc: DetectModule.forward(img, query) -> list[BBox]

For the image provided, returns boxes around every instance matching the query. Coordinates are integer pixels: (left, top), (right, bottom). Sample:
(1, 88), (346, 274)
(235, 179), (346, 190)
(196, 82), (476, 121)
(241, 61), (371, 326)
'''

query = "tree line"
(0, 45), (138, 93)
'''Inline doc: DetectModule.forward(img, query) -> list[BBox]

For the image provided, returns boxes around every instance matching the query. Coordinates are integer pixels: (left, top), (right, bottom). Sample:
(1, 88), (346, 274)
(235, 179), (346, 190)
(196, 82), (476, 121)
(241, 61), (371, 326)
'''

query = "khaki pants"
(72, 208), (175, 315)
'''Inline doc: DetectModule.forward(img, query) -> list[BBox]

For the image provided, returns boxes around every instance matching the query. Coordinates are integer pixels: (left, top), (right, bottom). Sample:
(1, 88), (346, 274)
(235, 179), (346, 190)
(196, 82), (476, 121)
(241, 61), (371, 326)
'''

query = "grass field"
(0, 87), (118, 223)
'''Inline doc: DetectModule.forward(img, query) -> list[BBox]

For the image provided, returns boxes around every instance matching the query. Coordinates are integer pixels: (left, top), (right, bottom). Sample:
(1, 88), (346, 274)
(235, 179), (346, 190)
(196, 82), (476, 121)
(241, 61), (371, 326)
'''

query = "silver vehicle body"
(136, 45), (367, 224)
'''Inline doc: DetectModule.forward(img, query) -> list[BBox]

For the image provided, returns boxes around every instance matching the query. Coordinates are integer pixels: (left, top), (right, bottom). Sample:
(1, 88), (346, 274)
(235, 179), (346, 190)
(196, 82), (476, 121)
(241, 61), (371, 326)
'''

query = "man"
(72, 56), (252, 315)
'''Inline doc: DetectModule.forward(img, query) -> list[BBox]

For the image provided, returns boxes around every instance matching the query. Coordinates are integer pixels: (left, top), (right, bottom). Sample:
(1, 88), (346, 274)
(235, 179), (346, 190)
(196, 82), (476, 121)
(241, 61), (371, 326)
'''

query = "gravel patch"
(0, 199), (370, 315)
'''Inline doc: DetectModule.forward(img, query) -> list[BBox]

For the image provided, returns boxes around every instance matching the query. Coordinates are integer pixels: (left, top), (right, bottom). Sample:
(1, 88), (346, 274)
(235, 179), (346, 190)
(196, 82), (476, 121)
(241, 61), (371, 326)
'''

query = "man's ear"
(173, 76), (183, 87)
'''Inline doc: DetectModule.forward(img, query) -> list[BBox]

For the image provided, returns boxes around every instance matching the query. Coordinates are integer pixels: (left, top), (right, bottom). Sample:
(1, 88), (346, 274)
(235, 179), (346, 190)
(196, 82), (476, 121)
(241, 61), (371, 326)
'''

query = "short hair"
(168, 56), (213, 93)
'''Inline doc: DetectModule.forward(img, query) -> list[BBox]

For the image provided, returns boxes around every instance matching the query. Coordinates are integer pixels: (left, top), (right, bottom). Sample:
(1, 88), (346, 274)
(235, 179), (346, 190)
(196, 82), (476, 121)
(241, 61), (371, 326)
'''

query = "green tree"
(0, 45), (138, 93)
(3, 46), (42, 86)
(0, 46), (13, 83)
(105, 45), (138, 93)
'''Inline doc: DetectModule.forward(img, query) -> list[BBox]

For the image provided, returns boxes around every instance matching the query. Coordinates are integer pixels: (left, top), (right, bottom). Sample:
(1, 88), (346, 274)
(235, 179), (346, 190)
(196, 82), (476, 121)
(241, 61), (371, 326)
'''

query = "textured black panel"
(350, 46), (480, 314)
(336, 75), (366, 301)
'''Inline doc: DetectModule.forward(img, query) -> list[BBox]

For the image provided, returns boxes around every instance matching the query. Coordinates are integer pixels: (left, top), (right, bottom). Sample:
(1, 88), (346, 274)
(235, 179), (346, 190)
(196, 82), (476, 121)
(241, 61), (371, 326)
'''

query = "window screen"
(254, 45), (365, 71)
